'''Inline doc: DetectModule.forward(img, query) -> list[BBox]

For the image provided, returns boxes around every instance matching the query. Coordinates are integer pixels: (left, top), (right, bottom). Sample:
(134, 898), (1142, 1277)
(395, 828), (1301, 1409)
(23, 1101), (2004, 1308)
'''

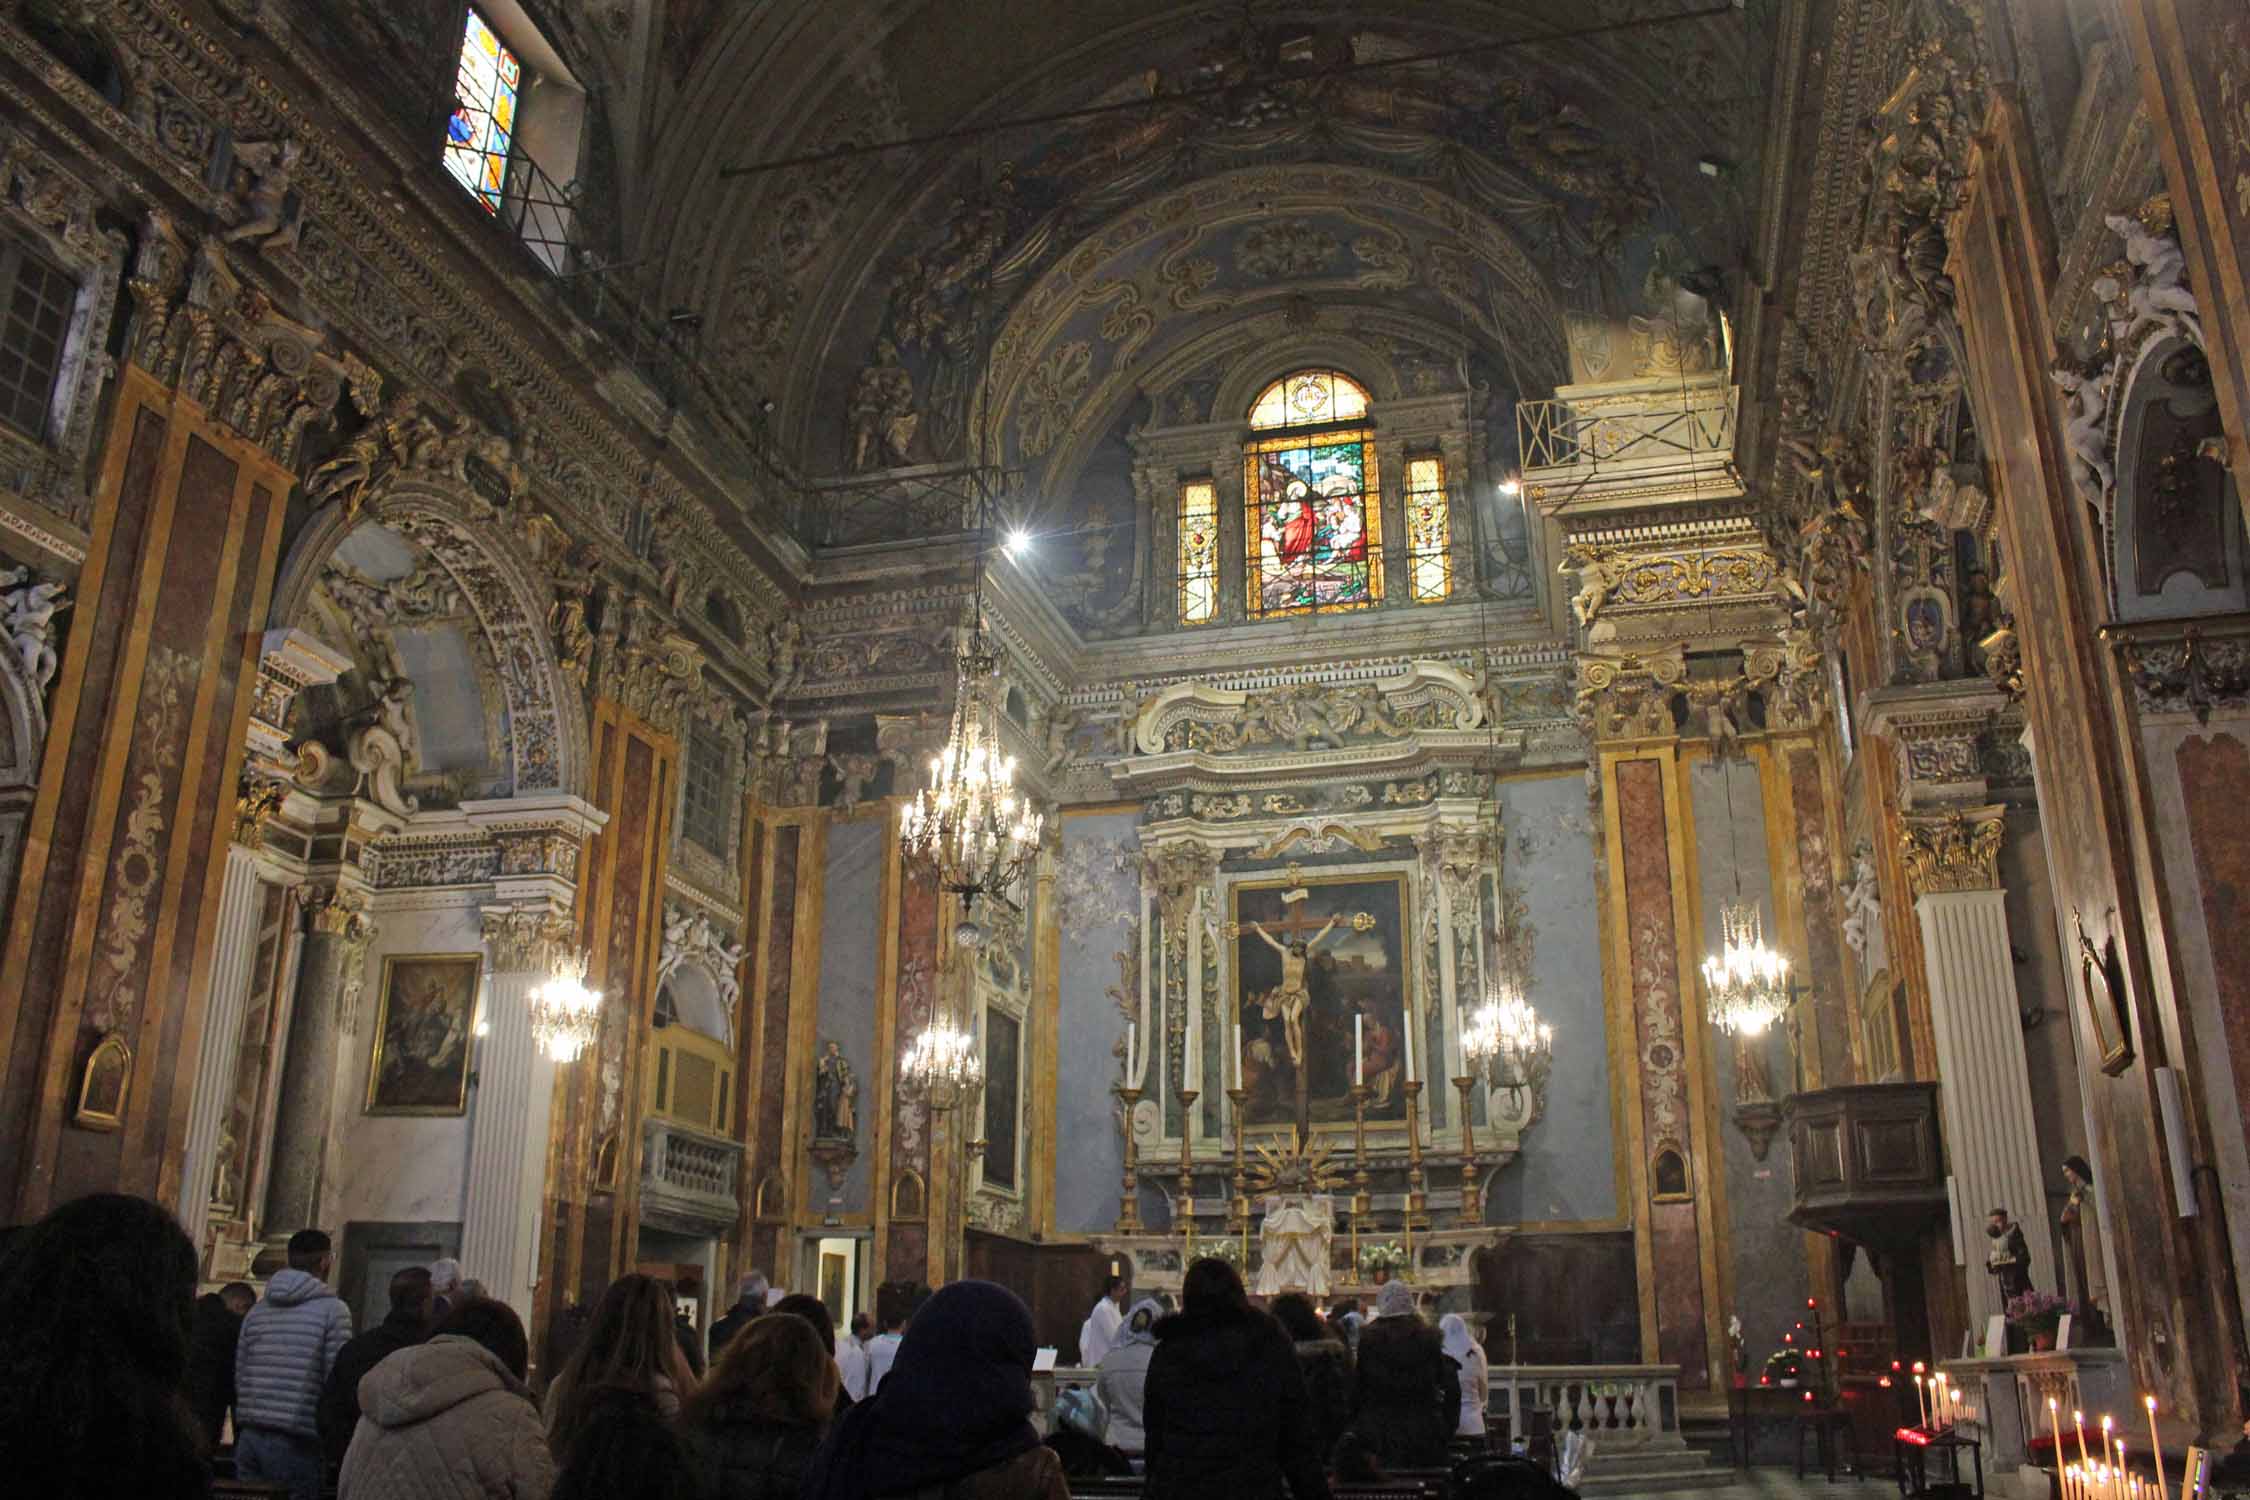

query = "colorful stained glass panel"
(1405, 455), (1453, 602)
(1246, 432), (1381, 616)
(1248, 369), (1370, 430)
(444, 8), (520, 215)
(1179, 479), (1219, 625)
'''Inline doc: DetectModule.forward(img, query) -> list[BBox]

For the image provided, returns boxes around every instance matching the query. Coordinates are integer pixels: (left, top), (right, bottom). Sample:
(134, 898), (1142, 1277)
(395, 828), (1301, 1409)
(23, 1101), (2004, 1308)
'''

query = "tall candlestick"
(2076, 1412), (2092, 1469)
(2146, 1396), (2166, 1495)
(1355, 1014), (1364, 1085)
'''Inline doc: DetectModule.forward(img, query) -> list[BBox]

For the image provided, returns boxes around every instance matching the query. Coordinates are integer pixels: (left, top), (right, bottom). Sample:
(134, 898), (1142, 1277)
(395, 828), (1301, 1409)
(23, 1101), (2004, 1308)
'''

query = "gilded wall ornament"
(1897, 807), (2006, 897)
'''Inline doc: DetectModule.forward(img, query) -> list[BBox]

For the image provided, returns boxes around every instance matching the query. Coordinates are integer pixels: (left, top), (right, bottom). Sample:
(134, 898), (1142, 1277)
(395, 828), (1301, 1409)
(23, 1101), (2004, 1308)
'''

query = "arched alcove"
(2110, 338), (2245, 621)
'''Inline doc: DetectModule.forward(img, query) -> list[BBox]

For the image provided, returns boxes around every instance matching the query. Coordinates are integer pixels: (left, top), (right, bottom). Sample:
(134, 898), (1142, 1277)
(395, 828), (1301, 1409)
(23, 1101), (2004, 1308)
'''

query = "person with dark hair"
(0, 1192), (210, 1498)
(680, 1309), (840, 1500)
(1346, 1280), (1458, 1470)
(773, 1292), (856, 1412)
(1328, 1297), (1363, 1356)
(709, 1272), (769, 1362)
(543, 1274), (697, 1458)
(321, 1265), (435, 1465)
(676, 1294), (708, 1380)
(1096, 1297), (1164, 1458)
(838, 1311), (873, 1402)
(338, 1297), (553, 1500)
(188, 1280), (257, 1448)
(238, 1226), (355, 1500)
(1271, 1292), (1352, 1459)
(804, 1279), (1068, 1500)
(862, 1301), (908, 1396)
(553, 1386), (695, 1500)
(1141, 1258), (1330, 1500)
(1080, 1272), (1130, 1367)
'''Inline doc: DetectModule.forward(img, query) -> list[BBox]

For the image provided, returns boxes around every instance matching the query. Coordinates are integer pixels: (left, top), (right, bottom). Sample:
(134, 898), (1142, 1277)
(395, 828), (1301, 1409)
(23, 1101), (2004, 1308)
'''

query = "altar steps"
(1575, 1442), (1731, 1493)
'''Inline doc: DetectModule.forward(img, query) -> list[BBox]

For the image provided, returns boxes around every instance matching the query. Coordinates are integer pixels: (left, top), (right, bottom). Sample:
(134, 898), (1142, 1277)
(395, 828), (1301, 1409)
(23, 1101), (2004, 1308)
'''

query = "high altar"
(1087, 665), (1525, 1303)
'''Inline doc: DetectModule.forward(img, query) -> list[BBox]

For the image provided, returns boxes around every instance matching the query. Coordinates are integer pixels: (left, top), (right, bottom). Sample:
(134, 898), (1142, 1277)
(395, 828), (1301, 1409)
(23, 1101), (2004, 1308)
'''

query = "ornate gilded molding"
(480, 905), (578, 977)
(1573, 647), (1686, 743)
(2107, 617), (2250, 725)
(231, 773), (285, 849)
(1898, 806), (2006, 897)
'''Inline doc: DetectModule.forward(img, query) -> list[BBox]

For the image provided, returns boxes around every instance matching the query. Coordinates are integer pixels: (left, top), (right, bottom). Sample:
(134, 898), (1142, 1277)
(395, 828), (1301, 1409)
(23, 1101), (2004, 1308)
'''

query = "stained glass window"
(1178, 478), (1219, 625)
(445, 8), (520, 215)
(1245, 431), (1381, 616)
(1404, 455), (1453, 603)
(1248, 369), (1370, 430)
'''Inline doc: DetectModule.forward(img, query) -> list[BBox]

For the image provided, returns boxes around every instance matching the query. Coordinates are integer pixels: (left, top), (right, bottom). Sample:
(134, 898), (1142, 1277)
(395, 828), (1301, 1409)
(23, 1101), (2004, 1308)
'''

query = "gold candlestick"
(1402, 1078), (1428, 1264)
(1176, 1089), (1200, 1252)
(1228, 1086), (1252, 1269)
(1349, 1083), (1373, 1276)
(1115, 1085), (1143, 1231)
(1453, 1075), (1481, 1226)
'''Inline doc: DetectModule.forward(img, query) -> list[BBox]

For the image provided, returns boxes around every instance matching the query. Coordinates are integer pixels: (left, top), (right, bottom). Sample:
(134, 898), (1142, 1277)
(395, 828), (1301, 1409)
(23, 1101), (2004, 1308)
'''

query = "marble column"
(176, 842), (265, 1229)
(462, 906), (574, 1316)
(262, 891), (374, 1237)
(1904, 806), (2055, 1327)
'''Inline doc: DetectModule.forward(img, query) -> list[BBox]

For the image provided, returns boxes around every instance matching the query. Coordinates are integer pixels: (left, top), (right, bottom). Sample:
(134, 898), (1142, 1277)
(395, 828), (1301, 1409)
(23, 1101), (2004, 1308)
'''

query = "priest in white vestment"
(1077, 1273), (1128, 1365)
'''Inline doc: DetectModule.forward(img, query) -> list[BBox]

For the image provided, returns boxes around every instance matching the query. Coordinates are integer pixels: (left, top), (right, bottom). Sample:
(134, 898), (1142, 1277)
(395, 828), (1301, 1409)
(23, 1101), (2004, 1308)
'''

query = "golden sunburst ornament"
(1247, 1132), (1346, 1195)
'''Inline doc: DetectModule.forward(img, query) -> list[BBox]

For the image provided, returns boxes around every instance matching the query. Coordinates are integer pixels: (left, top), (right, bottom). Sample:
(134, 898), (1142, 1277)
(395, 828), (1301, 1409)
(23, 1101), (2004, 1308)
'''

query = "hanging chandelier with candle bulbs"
(898, 1010), (984, 1110)
(899, 635), (1042, 922)
(526, 950), (603, 1063)
(1462, 974), (1554, 1099)
(1702, 900), (1791, 1035)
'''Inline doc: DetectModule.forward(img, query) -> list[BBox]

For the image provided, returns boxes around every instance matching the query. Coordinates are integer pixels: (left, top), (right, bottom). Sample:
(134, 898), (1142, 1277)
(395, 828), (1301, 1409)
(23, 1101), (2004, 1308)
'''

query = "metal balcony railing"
(1516, 384), (1738, 476)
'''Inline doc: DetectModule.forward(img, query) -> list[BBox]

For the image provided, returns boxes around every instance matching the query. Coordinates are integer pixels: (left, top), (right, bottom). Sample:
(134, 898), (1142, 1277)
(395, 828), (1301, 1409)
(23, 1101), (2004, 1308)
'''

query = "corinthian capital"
(1898, 806), (2007, 897)
(481, 904), (578, 975)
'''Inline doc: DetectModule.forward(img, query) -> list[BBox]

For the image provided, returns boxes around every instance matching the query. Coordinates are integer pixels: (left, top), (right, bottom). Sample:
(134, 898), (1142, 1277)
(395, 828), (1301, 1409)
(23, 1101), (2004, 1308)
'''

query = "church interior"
(4, 0), (2250, 1491)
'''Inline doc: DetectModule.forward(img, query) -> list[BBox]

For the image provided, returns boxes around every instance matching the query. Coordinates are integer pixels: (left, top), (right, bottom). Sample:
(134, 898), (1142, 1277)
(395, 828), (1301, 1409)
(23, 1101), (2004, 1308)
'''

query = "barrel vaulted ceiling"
(619, 1), (1776, 487)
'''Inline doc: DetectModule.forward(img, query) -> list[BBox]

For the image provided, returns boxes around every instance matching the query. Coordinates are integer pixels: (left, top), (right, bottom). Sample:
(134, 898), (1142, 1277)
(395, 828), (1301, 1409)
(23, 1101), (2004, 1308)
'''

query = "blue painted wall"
(1054, 811), (1142, 1233)
(814, 818), (885, 1215)
(1487, 772), (1619, 1225)
(1689, 757), (1808, 1379)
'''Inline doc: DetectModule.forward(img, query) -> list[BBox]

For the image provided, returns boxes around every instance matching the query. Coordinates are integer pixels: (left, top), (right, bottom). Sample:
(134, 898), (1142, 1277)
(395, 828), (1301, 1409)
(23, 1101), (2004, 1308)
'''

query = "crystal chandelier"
(1702, 901), (1790, 1036)
(1462, 977), (1554, 1091)
(899, 640), (1042, 923)
(526, 950), (602, 1063)
(899, 1013), (984, 1110)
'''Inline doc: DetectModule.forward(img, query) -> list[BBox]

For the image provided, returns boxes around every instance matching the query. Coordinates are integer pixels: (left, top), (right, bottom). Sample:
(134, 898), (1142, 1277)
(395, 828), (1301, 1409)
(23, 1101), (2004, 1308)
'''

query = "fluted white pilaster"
(459, 967), (557, 1316)
(177, 846), (264, 1231)
(1916, 887), (2055, 1325)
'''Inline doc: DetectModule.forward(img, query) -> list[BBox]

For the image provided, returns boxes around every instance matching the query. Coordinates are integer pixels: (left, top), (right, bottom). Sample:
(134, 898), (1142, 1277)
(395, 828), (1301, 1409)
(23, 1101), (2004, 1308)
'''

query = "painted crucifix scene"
(1229, 872), (1410, 1131)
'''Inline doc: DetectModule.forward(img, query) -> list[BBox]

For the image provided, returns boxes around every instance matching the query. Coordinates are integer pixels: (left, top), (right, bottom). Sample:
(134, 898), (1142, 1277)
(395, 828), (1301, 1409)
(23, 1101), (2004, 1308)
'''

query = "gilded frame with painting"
(366, 954), (482, 1115)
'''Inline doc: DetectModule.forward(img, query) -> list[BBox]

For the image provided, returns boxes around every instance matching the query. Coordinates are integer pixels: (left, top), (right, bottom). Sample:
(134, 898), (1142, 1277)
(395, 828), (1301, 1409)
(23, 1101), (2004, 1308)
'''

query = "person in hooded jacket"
(1271, 1293), (1352, 1461)
(803, 1279), (1067, 1500)
(1094, 1297), (1164, 1460)
(678, 1309), (837, 1500)
(338, 1297), (553, 1500)
(1345, 1281), (1457, 1470)
(1140, 1258), (1331, 1500)
(237, 1227), (356, 1500)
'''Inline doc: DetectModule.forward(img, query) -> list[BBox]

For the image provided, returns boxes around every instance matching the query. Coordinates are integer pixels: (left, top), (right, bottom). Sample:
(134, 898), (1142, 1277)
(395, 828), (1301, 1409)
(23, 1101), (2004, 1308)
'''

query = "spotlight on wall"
(1498, 476), (1522, 497)
(1003, 528), (1032, 557)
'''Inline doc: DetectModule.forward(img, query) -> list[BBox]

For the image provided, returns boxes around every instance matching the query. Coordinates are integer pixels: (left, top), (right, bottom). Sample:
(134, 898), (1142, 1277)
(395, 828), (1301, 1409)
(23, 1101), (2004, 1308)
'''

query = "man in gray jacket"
(236, 1228), (354, 1500)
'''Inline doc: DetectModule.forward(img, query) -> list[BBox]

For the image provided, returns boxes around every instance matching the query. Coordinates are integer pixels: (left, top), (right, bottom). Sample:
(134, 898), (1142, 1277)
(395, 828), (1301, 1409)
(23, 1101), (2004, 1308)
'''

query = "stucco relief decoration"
(1631, 912), (1687, 1144)
(659, 902), (747, 1042)
(2115, 623), (2250, 725)
(1236, 219), (1337, 280)
(85, 646), (197, 1037)
(1573, 649), (1686, 742)
(1017, 340), (1093, 459)
(0, 567), (69, 695)
(1899, 808), (2005, 896)
(1137, 664), (1483, 757)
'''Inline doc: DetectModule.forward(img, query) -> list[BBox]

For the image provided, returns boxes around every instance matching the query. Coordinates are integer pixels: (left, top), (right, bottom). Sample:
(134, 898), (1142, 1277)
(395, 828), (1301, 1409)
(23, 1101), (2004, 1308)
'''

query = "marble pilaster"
(176, 844), (265, 1228)
(262, 891), (375, 1237)
(1903, 806), (2054, 1326)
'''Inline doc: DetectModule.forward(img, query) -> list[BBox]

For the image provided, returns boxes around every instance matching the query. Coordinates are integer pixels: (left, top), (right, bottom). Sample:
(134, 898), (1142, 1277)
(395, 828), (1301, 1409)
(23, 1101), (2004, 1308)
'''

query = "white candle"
(1233, 1023), (1244, 1088)
(1126, 1022), (1137, 1084)
(1355, 1014), (1365, 1085)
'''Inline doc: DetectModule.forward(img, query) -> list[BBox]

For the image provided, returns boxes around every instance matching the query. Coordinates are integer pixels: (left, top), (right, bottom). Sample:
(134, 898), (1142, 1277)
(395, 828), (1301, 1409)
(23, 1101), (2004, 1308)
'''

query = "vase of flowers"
(2005, 1289), (2068, 1351)
(1359, 1242), (1408, 1283)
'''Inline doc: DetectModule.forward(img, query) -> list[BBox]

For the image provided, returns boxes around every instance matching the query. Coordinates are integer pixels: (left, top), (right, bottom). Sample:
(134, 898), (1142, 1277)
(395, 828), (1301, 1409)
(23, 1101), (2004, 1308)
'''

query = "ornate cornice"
(1899, 805), (2007, 896)
(2106, 616), (2250, 725)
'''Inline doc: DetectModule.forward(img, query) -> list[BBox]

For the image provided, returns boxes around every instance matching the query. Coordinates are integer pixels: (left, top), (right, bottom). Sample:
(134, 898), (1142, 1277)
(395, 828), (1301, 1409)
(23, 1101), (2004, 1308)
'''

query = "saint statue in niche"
(813, 1040), (857, 1142)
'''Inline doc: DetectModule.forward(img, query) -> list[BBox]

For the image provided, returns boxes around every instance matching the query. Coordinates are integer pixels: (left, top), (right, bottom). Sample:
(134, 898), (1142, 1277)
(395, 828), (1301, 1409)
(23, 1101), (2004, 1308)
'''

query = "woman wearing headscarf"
(1438, 1314), (1489, 1439)
(1141, 1259), (1331, 1500)
(1096, 1298), (1164, 1460)
(1347, 1281), (1459, 1469)
(1271, 1294), (1352, 1459)
(803, 1279), (1066, 1500)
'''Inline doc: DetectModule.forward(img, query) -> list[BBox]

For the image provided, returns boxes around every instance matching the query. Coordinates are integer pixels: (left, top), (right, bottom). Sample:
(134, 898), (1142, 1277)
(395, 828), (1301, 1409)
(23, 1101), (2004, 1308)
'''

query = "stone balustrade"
(1492, 1363), (1686, 1452)
(639, 1118), (744, 1235)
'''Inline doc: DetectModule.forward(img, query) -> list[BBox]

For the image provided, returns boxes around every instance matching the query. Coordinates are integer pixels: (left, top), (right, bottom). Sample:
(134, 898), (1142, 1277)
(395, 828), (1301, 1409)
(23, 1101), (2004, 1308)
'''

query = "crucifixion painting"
(1228, 871), (1410, 1132)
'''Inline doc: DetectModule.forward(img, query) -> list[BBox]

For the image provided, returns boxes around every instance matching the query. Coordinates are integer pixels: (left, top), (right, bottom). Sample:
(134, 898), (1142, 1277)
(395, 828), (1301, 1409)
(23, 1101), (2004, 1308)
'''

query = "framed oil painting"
(366, 954), (481, 1115)
(1230, 870), (1411, 1131)
(981, 1007), (1022, 1192)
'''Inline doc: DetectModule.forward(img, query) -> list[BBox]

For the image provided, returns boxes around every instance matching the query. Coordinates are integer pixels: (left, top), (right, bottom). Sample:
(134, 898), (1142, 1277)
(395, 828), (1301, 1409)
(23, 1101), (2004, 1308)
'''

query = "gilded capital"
(481, 905), (578, 975)
(304, 887), (372, 937)
(1899, 807), (2007, 896)
(232, 774), (287, 848)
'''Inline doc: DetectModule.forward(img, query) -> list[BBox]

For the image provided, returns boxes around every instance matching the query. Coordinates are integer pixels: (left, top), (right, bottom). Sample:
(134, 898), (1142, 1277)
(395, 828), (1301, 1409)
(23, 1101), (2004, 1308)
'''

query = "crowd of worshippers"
(0, 1193), (1555, 1500)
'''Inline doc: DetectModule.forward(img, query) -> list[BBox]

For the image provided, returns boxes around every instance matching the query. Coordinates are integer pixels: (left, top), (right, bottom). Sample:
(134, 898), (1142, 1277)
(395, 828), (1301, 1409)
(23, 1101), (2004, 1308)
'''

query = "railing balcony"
(1515, 375), (1740, 517)
(639, 1117), (743, 1236)
(1492, 1364), (1686, 1453)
